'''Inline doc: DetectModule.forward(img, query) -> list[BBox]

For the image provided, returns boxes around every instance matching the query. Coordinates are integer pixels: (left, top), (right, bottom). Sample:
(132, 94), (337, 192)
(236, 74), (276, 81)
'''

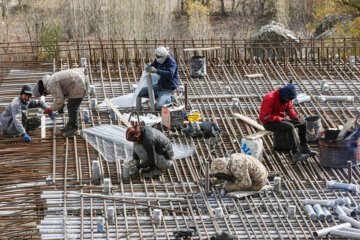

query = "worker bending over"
(139, 46), (179, 110)
(126, 125), (174, 178)
(259, 84), (317, 162)
(210, 153), (268, 192)
(0, 85), (56, 142)
(33, 68), (87, 138)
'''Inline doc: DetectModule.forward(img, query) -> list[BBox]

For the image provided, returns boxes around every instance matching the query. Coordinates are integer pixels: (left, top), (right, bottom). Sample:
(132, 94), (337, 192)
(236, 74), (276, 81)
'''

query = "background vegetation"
(0, 0), (358, 43)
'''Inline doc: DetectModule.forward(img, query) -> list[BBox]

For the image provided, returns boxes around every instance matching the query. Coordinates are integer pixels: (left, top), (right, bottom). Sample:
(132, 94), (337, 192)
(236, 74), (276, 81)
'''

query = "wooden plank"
(227, 185), (273, 199)
(245, 130), (272, 140)
(183, 47), (221, 52)
(245, 73), (264, 78)
(336, 118), (356, 140)
(104, 98), (132, 128)
(233, 113), (265, 131)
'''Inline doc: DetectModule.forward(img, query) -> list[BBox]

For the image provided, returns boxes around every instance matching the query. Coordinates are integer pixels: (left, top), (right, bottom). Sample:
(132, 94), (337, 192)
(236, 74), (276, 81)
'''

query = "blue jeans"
(138, 84), (174, 110)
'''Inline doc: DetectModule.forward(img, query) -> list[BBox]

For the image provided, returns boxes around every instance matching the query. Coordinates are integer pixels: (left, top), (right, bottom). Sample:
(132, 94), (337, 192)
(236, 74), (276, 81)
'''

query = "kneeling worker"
(33, 68), (87, 138)
(0, 84), (56, 142)
(126, 125), (174, 178)
(139, 46), (179, 110)
(210, 153), (268, 192)
(259, 84), (317, 163)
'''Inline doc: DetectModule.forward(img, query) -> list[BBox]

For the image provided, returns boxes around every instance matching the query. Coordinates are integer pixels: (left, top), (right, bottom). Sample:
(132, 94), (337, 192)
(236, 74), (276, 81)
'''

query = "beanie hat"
(279, 84), (297, 101)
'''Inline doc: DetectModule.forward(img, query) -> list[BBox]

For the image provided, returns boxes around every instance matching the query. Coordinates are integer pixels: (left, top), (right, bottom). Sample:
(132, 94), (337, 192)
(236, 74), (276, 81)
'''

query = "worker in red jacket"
(259, 84), (317, 163)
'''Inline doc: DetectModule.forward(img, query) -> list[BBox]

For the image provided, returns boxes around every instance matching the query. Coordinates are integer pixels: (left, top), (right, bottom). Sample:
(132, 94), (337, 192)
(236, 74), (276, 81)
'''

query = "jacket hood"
(279, 84), (297, 100)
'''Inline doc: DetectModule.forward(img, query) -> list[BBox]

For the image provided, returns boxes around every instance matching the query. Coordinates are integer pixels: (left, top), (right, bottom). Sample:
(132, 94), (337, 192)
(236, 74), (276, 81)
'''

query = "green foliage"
(39, 23), (62, 60)
(186, 0), (212, 38)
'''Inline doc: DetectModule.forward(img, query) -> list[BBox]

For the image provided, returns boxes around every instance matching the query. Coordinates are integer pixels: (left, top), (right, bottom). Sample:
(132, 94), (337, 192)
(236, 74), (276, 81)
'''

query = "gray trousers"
(134, 143), (173, 170)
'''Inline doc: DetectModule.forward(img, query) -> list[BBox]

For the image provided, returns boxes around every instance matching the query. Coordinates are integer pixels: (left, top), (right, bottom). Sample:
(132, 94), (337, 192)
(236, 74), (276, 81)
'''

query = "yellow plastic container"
(187, 110), (201, 122)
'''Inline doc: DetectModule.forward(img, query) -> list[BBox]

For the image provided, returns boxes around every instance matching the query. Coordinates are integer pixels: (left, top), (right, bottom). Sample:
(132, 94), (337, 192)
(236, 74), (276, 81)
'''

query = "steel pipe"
(330, 229), (360, 239)
(305, 205), (317, 221)
(326, 181), (359, 193)
(302, 199), (338, 208)
(318, 95), (354, 103)
(313, 204), (326, 220)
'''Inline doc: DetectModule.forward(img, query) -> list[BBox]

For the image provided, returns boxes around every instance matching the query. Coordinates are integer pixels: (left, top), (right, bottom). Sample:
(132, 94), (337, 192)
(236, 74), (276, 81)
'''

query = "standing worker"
(0, 85), (56, 142)
(259, 84), (317, 162)
(126, 125), (174, 178)
(210, 153), (268, 192)
(139, 46), (179, 110)
(32, 68), (87, 138)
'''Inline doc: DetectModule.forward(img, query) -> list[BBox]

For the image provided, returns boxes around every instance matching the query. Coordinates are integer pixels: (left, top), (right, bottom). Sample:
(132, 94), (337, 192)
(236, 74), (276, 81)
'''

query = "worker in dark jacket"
(0, 85), (55, 142)
(126, 125), (174, 178)
(259, 85), (317, 162)
(139, 46), (179, 110)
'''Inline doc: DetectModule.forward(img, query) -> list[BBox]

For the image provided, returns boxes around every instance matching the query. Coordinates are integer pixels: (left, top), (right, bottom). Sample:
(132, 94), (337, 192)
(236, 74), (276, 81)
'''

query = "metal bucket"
(319, 130), (360, 168)
(305, 116), (322, 142)
(190, 56), (206, 77)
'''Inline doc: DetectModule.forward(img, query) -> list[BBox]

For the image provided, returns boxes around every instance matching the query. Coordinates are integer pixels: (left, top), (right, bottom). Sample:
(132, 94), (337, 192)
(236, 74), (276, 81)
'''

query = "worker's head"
(126, 126), (142, 142)
(154, 46), (170, 64)
(32, 75), (50, 98)
(210, 157), (231, 176)
(279, 84), (297, 105)
(20, 84), (33, 103)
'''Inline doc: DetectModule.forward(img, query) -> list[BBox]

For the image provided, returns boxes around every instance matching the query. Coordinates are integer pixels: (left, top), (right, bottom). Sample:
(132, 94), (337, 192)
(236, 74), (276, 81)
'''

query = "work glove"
(44, 108), (53, 115)
(145, 66), (158, 73)
(23, 133), (31, 143)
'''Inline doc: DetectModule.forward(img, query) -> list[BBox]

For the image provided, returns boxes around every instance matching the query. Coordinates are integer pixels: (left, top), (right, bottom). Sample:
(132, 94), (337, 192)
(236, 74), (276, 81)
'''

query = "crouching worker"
(0, 85), (56, 142)
(126, 125), (174, 178)
(210, 153), (268, 192)
(32, 68), (87, 138)
(139, 46), (179, 110)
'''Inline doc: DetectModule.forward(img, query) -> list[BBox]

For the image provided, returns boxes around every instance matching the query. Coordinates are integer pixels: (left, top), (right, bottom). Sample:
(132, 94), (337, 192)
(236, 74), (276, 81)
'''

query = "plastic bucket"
(305, 116), (322, 142)
(190, 56), (206, 77)
(319, 130), (360, 168)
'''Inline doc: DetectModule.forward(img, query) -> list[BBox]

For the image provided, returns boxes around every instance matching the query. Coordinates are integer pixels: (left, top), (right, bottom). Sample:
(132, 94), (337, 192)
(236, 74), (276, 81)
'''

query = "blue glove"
(23, 133), (31, 143)
(49, 111), (57, 117)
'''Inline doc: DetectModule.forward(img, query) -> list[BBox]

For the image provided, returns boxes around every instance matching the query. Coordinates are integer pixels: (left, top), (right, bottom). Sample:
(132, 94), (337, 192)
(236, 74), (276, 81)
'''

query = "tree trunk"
(220, 0), (226, 15)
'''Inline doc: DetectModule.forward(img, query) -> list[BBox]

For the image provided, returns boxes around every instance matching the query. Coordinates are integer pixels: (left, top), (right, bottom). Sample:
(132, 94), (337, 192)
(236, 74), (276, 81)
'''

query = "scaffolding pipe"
(312, 222), (351, 237)
(342, 206), (357, 217)
(326, 181), (359, 193)
(335, 197), (351, 206)
(305, 205), (317, 221)
(322, 207), (333, 221)
(313, 204), (326, 220)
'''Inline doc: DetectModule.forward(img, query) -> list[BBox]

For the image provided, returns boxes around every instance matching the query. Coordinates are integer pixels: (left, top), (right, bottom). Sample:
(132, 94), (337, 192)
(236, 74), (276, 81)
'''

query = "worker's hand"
(23, 133), (31, 143)
(44, 108), (53, 115)
(283, 116), (291, 122)
(145, 66), (157, 73)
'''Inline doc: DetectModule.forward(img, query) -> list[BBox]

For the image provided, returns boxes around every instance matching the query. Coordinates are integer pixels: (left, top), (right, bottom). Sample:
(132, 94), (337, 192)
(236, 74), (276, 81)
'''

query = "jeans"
(264, 121), (308, 153)
(67, 98), (83, 128)
(138, 84), (174, 110)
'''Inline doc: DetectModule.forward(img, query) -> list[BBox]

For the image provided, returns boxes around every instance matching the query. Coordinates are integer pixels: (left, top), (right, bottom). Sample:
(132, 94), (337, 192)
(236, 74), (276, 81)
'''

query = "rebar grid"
(0, 40), (359, 239)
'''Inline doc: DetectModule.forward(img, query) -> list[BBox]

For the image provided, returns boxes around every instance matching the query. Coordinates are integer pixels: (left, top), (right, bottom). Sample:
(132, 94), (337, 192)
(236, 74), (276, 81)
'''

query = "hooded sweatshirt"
(259, 85), (298, 124)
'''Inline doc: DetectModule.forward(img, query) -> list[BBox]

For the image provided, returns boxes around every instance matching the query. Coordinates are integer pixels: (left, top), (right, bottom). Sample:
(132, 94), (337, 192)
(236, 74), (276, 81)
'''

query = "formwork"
(0, 38), (359, 239)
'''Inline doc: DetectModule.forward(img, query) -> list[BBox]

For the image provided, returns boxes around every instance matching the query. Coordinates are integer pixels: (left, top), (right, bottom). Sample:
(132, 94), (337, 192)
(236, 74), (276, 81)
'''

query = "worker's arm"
(11, 105), (26, 136)
(156, 59), (177, 81)
(285, 101), (298, 119)
(259, 96), (283, 122)
(49, 81), (65, 111)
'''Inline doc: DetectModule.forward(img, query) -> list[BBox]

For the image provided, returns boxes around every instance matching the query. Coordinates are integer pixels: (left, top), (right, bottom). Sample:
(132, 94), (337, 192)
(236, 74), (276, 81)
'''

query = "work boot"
(300, 144), (318, 157)
(142, 168), (163, 178)
(63, 127), (80, 138)
(60, 125), (71, 133)
(292, 151), (310, 163)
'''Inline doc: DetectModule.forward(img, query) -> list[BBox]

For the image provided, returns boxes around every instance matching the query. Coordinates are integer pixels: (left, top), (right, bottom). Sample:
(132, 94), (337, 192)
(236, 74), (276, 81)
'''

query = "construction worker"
(126, 125), (174, 178)
(259, 84), (317, 162)
(210, 153), (268, 192)
(0, 85), (55, 142)
(32, 68), (87, 138)
(139, 46), (179, 110)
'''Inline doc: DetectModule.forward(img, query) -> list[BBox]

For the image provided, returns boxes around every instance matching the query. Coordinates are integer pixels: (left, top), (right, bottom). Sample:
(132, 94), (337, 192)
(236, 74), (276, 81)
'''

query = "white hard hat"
(154, 46), (169, 57)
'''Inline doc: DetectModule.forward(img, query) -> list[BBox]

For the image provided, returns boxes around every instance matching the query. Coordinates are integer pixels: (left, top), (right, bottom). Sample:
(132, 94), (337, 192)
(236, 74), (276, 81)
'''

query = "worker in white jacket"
(33, 68), (87, 137)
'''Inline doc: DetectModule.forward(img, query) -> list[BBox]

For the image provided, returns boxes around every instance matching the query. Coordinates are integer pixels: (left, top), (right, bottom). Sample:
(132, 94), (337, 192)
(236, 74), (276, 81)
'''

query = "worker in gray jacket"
(125, 125), (174, 178)
(0, 85), (55, 142)
(32, 68), (87, 138)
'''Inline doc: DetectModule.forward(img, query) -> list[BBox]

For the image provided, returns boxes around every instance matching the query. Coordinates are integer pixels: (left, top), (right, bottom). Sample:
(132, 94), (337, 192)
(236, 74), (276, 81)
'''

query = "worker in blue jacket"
(139, 46), (179, 110)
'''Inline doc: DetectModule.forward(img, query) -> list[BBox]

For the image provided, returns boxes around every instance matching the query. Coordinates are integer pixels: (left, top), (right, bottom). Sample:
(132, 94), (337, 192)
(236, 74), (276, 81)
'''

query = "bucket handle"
(128, 112), (140, 126)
